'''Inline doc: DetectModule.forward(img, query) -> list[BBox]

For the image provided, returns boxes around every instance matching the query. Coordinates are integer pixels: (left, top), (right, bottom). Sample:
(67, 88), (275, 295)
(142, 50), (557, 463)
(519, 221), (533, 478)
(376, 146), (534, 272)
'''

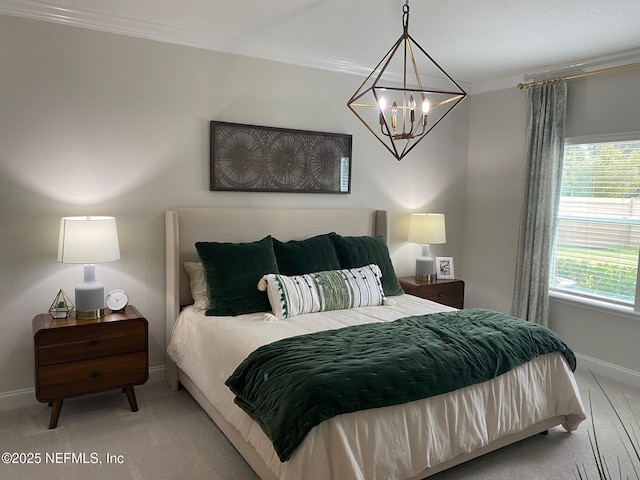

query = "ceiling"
(3, 0), (640, 93)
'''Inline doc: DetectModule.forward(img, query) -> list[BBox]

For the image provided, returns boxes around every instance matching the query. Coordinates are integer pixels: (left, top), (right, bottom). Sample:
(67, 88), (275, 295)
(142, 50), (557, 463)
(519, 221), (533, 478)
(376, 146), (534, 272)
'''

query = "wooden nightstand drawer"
(399, 277), (465, 309)
(37, 351), (147, 400)
(36, 320), (146, 366)
(418, 282), (463, 305)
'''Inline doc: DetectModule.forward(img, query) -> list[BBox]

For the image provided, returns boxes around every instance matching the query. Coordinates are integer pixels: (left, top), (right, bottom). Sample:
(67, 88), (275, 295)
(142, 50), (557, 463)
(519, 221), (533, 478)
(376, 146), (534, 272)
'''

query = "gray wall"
(463, 87), (526, 313)
(0, 14), (470, 398)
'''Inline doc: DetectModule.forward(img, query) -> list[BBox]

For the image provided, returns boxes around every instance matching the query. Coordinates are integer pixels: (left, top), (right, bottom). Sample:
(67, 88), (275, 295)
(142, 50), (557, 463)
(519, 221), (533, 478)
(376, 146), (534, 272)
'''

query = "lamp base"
(415, 245), (436, 283)
(75, 308), (106, 320)
(75, 264), (106, 319)
(415, 272), (437, 283)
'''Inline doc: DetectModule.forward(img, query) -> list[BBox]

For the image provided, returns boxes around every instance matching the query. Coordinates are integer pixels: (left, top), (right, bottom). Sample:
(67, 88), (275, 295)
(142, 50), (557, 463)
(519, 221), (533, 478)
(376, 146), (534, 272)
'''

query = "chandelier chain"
(403, 2), (410, 30)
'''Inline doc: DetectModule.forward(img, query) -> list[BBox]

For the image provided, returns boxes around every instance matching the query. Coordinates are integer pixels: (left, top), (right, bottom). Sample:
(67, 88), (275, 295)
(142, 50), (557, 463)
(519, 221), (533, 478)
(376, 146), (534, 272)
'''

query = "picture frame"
(210, 121), (352, 194)
(436, 257), (454, 280)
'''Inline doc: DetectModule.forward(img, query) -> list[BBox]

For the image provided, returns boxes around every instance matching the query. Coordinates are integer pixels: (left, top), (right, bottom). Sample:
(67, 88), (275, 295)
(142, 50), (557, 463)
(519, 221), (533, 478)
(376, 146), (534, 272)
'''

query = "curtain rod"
(516, 61), (640, 89)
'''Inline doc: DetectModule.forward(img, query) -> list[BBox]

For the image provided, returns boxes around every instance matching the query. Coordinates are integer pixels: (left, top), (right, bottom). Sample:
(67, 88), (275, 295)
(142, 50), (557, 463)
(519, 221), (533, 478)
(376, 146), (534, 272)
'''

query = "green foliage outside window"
(554, 246), (637, 303)
(561, 142), (640, 198)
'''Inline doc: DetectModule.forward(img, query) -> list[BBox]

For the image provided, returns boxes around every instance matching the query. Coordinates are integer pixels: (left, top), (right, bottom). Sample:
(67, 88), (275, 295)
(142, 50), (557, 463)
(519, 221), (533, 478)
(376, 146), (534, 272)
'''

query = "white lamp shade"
(407, 213), (446, 245)
(58, 216), (120, 264)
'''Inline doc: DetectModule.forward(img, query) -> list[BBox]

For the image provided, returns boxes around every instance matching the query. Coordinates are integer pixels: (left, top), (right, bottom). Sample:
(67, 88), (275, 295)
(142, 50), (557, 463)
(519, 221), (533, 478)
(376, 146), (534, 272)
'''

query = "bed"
(164, 207), (586, 480)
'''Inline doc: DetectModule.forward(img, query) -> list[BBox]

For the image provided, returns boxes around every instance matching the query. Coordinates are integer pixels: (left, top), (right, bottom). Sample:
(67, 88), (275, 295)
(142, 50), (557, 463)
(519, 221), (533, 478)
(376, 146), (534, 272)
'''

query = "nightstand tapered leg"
(124, 386), (139, 412)
(49, 399), (63, 429)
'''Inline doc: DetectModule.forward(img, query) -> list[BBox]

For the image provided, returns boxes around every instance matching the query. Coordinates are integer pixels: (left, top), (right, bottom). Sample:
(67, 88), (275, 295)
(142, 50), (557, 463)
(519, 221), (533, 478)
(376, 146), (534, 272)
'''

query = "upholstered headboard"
(164, 207), (388, 389)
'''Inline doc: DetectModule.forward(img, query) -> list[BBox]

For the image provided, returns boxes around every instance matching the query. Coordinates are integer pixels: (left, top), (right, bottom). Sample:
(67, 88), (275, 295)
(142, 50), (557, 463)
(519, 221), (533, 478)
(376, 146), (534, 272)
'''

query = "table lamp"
(57, 216), (120, 319)
(407, 213), (446, 282)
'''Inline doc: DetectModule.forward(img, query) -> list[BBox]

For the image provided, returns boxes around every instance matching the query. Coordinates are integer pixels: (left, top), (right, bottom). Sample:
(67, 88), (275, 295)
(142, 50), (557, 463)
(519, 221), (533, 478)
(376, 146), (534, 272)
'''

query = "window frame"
(550, 131), (640, 313)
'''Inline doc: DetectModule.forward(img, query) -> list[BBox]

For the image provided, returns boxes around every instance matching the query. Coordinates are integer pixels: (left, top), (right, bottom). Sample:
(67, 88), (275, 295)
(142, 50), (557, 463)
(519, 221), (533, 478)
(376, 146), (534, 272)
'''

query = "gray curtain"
(511, 81), (567, 325)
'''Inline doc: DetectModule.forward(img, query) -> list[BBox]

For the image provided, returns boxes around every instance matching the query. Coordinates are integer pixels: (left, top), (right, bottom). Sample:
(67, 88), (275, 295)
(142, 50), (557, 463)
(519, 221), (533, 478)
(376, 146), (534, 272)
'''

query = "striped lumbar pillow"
(258, 264), (391, 320)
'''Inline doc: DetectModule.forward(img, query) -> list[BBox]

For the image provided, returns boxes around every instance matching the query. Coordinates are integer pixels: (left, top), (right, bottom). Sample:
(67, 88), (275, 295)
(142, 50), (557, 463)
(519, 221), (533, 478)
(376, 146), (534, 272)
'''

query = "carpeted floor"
(1, 370), (638, 480)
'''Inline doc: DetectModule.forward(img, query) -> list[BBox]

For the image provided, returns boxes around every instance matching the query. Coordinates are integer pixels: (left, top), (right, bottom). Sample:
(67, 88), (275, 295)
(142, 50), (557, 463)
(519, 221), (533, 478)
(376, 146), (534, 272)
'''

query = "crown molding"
(2, 0), (639, 96)
(0, 0), (375, 75)
(472, 47), (640, 95)
(0, 0), (267, 59)
(0, 0), (345, 71)
(0, 0), (474, 92)
(469, 74), (526, 95)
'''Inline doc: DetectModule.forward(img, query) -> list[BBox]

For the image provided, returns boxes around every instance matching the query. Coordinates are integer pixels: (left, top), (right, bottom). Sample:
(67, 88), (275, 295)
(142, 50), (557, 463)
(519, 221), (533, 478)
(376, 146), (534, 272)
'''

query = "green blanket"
(225, 308), (576, 462)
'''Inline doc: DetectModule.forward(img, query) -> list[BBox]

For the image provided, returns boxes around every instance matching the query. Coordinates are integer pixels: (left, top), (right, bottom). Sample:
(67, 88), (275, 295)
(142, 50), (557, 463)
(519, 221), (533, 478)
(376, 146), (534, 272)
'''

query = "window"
(550, 135), (640, 308)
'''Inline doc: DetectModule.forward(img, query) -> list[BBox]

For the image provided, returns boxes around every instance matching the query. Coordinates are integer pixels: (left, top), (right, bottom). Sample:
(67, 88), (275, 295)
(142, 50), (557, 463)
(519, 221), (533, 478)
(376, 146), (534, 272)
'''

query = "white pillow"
(184, 262), (208, 311)
(258, 264), (391, 320)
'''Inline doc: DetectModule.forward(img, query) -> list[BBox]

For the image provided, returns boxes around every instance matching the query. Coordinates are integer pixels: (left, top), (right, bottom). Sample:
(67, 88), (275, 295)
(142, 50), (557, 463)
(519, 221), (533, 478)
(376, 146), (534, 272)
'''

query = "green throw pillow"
(331, 234), (404, 297)
(272, 233), (340, 275)
(196, 236), (279, 316)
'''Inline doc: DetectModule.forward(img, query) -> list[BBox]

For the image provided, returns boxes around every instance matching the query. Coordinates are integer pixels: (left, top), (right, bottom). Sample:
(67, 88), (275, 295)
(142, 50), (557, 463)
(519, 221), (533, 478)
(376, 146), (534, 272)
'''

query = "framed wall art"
(210, 121), (352, 194)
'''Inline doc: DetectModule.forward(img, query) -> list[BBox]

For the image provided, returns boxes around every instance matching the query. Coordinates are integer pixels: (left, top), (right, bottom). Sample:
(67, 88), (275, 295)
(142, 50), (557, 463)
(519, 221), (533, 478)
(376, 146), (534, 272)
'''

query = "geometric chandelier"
(347, 1), (467, 161)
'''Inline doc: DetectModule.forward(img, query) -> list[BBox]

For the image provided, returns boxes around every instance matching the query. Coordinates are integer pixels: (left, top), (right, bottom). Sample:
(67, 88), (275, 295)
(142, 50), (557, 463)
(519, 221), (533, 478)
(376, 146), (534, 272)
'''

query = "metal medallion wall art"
(210, 121), (352, 193)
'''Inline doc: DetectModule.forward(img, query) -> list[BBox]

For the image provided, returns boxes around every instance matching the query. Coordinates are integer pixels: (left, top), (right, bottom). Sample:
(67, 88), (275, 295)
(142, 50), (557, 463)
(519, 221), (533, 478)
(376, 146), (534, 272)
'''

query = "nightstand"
(32, 305), (148, 429)
(399, 277), (465, 309)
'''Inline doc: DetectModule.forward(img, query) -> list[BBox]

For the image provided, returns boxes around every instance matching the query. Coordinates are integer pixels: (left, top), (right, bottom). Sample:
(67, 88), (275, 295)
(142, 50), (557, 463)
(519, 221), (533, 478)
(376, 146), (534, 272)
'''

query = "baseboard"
(575, 353), (640, 389)
(0, 387), (36, 412)
(0, 364), (166, 412)
(147, 365), (166, 384)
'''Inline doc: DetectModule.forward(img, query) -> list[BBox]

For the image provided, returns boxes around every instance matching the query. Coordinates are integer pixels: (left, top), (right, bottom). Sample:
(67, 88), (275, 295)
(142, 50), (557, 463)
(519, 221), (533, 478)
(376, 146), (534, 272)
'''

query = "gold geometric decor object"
(49, 288), (74, 319)
(347, 0), (467, 161)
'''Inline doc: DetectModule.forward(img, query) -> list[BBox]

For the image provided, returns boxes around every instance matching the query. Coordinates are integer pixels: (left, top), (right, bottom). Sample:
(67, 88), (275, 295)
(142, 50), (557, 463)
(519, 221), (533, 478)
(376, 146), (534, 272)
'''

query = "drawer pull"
(90, 371), (101, 378)
(89, 339), (100, 346)
(438, 292), (445, 297)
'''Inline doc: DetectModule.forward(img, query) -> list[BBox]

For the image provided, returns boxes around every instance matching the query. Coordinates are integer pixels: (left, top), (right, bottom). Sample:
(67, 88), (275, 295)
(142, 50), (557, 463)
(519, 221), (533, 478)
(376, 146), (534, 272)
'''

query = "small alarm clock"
(105, 288), (129, 312)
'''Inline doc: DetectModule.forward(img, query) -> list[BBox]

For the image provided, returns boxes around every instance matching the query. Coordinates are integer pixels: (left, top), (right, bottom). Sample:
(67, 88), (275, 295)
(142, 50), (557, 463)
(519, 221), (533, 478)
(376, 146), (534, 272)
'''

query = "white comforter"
(167, 294), (586, 480)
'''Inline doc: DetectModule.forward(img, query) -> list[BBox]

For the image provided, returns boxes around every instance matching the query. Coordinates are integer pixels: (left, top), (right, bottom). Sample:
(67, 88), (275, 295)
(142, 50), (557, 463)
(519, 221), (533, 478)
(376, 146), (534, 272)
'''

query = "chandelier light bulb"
(422, 98), (431, 115)
(409, 94), (416, 122)
(378, 96), (387, 126)
(391, 101), (398, 130)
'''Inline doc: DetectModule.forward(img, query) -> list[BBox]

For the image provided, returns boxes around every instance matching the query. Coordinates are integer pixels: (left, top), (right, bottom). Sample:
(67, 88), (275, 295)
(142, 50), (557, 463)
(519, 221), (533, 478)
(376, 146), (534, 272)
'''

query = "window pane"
(550, 139), (640, 306)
